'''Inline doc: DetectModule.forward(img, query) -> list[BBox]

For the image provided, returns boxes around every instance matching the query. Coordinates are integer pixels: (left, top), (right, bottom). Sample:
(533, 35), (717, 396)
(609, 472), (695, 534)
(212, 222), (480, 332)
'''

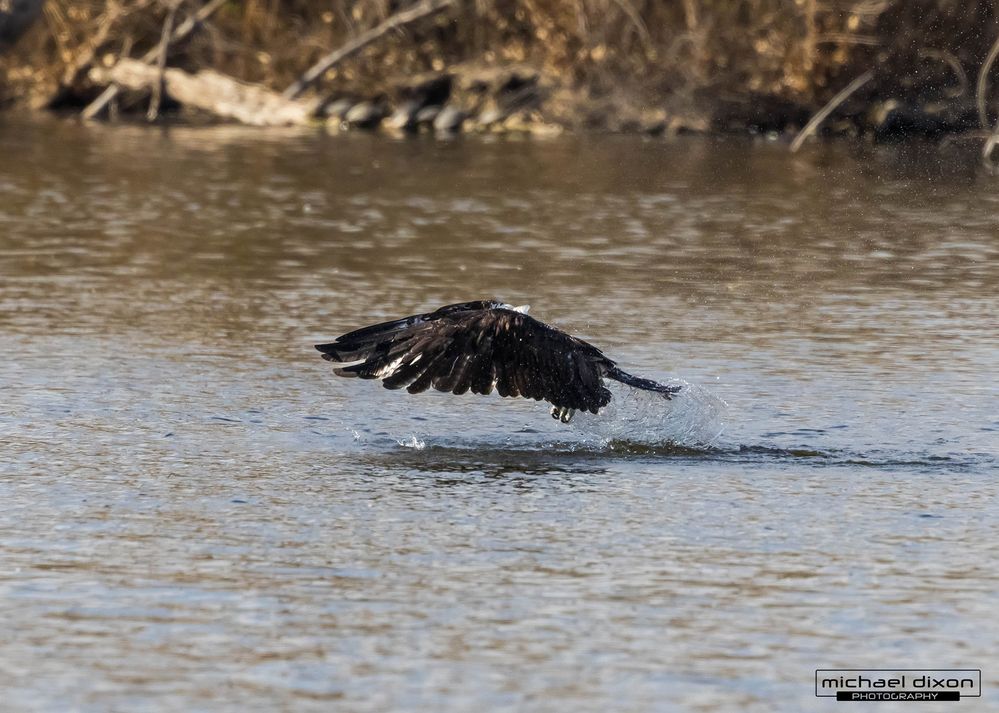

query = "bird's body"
(316, 300), (679, 422)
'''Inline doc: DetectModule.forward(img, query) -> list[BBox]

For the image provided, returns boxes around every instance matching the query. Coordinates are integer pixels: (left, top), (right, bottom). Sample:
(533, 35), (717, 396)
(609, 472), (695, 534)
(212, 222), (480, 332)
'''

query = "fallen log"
(89, 58), (320, 126)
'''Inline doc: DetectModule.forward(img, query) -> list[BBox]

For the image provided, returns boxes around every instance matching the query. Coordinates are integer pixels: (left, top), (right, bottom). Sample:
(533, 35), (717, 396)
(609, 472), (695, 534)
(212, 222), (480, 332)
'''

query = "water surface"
(1, 118), (997, 711)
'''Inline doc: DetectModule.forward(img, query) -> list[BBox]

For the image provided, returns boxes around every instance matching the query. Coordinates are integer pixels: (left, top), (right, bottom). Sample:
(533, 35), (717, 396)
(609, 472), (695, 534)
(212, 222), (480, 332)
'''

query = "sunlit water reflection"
(1, 118), (997, 712)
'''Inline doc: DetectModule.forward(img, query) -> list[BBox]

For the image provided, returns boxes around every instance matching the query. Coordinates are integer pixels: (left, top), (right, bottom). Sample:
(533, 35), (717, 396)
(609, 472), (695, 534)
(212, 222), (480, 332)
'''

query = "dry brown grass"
(2, 0), (998, 125)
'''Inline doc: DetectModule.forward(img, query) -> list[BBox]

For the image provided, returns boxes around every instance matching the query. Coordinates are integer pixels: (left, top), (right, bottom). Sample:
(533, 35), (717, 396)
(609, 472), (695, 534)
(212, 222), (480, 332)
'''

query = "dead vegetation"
(1, 0), (998, 145)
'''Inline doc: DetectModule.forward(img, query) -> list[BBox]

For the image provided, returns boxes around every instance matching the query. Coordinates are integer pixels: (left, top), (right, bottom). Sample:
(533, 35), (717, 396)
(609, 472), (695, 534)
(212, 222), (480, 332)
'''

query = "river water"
(1, 117), (997, 711)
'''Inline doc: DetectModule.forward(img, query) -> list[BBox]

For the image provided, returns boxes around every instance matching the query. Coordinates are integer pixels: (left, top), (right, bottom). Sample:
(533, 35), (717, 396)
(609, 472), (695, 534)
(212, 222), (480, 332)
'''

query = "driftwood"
(976, 32), (999, 129)
(89, 58), (320, 125)
(790, 70), (874, 152)
(82, 0), (227, 120)
(282, 0), (458, 100)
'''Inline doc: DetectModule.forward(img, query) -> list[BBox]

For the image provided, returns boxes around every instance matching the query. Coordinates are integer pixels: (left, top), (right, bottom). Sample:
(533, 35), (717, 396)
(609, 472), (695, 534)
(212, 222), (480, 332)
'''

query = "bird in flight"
(316, 300), (680, 423)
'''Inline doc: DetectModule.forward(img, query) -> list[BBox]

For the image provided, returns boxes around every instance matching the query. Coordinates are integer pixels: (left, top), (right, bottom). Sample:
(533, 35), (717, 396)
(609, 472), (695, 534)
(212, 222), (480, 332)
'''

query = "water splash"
(571, 379), (727, 448)
(398, 435), (426, 450)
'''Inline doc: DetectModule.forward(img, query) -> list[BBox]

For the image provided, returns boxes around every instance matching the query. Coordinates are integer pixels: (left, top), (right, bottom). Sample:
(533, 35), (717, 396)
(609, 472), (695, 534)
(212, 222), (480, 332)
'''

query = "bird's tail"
(605, 367), (682, 399)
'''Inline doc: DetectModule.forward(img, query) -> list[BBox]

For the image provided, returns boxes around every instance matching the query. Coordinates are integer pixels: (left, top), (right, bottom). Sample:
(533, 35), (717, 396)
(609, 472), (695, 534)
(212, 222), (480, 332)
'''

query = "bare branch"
(790, 70), (874, 152)
(147, 1), (179, 122)
(83, 0), (228, 120)
(282, 0), (458, 101)
(976, 32), (999, 129)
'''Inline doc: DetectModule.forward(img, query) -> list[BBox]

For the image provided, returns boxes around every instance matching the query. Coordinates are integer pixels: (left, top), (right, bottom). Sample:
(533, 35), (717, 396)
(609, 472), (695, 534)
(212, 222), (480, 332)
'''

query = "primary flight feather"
(315, 300), (680, 422)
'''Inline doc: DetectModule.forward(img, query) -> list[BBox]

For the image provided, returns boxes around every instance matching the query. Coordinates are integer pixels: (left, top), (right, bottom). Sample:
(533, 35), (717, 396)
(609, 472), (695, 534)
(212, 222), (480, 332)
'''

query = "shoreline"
(4, 108), (995, 172)
(1, 1), (997, 155)
(3, 80), (993, 156)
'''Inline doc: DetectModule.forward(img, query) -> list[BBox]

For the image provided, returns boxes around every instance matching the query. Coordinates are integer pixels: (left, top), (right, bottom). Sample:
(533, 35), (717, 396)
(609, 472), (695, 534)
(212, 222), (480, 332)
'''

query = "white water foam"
(398, 435), (427, 450)
(571, 379), (727, 448)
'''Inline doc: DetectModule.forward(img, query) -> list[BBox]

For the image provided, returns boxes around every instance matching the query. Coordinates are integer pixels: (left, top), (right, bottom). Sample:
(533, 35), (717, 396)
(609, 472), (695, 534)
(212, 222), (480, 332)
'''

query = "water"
(1, 117), (997, 711)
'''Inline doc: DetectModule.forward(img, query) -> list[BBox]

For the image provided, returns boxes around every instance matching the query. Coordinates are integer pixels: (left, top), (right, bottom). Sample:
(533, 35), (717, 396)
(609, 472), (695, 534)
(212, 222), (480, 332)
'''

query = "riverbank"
(2, 0), (998, 149)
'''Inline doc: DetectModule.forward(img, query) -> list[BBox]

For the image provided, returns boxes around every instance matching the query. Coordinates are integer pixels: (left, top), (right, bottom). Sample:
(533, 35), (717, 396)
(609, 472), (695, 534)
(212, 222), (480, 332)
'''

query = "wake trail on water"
(571, 379), (728, 448)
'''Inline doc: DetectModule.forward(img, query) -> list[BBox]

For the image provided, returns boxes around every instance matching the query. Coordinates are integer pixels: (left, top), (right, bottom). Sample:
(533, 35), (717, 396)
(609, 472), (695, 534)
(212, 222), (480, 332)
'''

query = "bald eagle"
(316, 300), (680, 423)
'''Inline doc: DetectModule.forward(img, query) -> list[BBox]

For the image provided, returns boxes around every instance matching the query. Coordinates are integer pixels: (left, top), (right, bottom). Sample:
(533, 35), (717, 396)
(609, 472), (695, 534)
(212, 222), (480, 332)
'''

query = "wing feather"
(381, 353), (427, 390)
(317, 303), (617, 412)
(407, 350), (450, 394)
(442, 352), (474, 394)
(430, 349), (464, 393)
(492, 330), (516, 397)
(519, 346), (542, 401)
(573, 351), (609, 414)
(539, 343), (558, 403)
(468, 334), (496, 395)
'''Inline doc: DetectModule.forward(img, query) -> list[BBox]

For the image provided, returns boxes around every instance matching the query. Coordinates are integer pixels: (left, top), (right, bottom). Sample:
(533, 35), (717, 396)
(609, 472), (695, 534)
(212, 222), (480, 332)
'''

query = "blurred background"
(2, 0), (999, 143)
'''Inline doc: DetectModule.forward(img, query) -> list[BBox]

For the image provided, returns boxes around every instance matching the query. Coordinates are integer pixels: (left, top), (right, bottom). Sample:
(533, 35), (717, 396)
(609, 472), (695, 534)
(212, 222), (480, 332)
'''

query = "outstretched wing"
(316, 302), (614, 414)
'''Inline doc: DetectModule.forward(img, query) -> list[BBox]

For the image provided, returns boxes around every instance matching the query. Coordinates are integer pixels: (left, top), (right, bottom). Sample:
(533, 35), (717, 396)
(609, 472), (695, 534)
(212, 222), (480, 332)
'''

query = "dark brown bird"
(316, 300), (680, 422)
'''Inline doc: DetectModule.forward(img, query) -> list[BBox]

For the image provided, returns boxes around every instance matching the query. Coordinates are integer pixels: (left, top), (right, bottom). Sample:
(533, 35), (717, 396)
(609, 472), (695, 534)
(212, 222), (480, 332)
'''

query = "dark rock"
(476, 107), (507, 128)
(433, 105), (467, 133)
(386, 100), (422, 131)
(344, 101), (386, 129)
(641, 118), (667, 136)
(386, 74), (454, 132)
(396, 73), (452, 108)
(497, 72), (542, 113)
(321, 97), (356, 120)
(414, 104), (442, 128)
